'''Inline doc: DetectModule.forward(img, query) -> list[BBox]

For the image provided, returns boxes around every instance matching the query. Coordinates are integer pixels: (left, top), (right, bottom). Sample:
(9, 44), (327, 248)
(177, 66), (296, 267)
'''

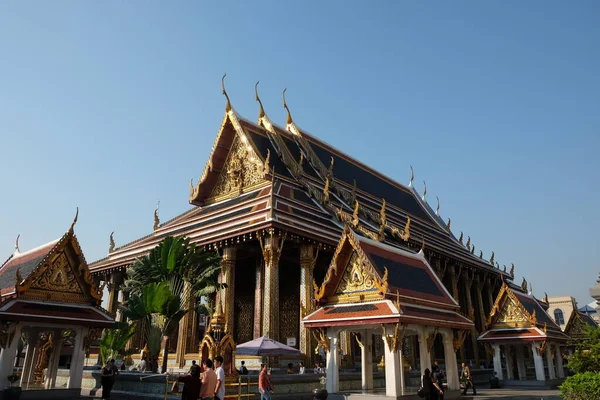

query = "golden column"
(260, 231), (286, 340)
(221, 247), (237, 336)
(253, 259), (264, 339)
(463, 271), (480, 366)
(299, 244), (318, 359)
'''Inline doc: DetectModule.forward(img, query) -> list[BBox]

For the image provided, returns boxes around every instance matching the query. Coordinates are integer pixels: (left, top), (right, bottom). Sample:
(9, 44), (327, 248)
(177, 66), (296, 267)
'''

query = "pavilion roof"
(564, 310), (597, 339)
(303, 225), (473, 330)
(478, 280), (569, 343)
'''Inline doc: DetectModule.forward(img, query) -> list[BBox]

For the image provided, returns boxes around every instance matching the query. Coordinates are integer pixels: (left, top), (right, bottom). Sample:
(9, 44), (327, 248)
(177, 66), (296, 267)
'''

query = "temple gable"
(210, 134), (269, 200)
(335, 252), (380, 298)
(495, 295), (531, 327)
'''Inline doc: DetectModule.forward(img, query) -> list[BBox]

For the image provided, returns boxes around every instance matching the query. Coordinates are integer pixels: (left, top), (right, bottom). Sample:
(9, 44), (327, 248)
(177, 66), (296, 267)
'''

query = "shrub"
(559, 372), (600, 400)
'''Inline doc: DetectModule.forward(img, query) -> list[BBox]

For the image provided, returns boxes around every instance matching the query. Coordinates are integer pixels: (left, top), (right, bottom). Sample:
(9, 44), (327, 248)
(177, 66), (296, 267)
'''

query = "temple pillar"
(299, 244), (317, 359)
(516, 345), (526, 380)
(418, 326), (432, 373)
(0, 323), (22, 387)
(253, 259), (263, 339)
(326, 328), (340, 393)
(20, 329), (40, 387)
(221, 247), (237, 335)
(442, 329), (459, 390)
(68, 327), (86, 389)
(383, 324), (403, 397)
(261, 233), (284, 340)
(45, 331), (63, 389)
(546, 344), (556, 380)
(555, 345), (565, 378)
(464, 273), (480, 366)
(107, 271), (123, 318)
(176, 281), (194, 368)
(360, 330), (373, 391)
(505, 346), (514, 380)
(492, 344), (503, 380)
(531, 342), (545, 381)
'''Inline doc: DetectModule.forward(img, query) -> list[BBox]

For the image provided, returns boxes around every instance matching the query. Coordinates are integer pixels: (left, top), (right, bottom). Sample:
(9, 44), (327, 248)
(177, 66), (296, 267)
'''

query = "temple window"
(554, 308), (565, 325)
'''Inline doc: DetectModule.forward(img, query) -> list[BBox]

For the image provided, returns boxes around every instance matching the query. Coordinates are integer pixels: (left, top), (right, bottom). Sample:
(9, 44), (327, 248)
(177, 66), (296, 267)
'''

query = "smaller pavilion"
(0, 211), (114, 396)
(303, 225), (473, 398)
(478, 281), (569, 383)
(564, 309), (597, 340)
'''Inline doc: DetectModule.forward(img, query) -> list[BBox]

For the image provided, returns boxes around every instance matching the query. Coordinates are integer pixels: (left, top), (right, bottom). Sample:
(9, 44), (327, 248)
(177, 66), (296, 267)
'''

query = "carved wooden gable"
(336, 253), (379, 295)
(209, 134), (269, 200)
(17, 234), (101, 305)
(494, 294), (531, 328)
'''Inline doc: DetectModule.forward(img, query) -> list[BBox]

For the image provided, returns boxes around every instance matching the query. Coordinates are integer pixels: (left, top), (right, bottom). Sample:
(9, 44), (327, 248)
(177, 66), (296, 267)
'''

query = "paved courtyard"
(463, 388), (560, 399)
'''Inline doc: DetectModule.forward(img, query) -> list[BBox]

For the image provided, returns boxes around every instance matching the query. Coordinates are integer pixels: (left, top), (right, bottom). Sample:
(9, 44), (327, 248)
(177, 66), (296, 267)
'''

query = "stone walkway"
(462, 388), (560, 399)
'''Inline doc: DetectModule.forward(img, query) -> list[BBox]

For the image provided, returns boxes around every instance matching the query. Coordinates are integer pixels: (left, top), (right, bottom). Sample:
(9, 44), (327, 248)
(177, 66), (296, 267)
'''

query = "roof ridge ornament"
(352, 200), (359, 228)
(466, 236), (471, 250)
(422, 181), (427, 201)
(255, 81), (265, 120)
(471, 244), (475, 254)
(69, 207), (79, 234)
(490, 251), (495, 266)
(458, 231), (463, 245)
(409, 166), (414, 187)
(510, 263), (515, 279)
(521, 277), (528, 292)
(436, 196), (440, 216)
(109, 232), (116, 253)
(378, 199), (387, 241)
(328, 156), (334, 178)
(282, 88), (293, 125)
(479, 250), (483, 259)
(446, 218), (451, 232)
(153, 201), (160, 231)
(14, 234), (20, 254)
(420, 234), (425, 253)
(222, 74), (232, 112)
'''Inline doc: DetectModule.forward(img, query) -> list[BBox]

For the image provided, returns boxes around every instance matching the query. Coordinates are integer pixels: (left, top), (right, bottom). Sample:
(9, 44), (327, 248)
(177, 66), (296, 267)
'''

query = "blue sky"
(1, 1), (598, 306)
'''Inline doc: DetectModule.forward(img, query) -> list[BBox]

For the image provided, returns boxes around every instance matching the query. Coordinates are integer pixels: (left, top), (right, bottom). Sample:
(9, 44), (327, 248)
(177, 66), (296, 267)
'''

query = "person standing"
(461, 362), (476, 396)
(239, 360), (248, 375)
(189, 360), (201, 377)
(421, 368), (444, 400)
(214, 356), (226, 400)
(258, 364), (273, 400)
(200, 359), (217, 400)
(299, 362), (305, 374)
(101, 360), (115, 399)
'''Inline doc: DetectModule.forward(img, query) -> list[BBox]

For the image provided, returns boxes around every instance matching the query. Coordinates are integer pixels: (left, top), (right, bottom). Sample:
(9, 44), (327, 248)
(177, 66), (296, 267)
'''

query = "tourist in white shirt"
(299, 362), (305, 374)
(214, 356), (226, 400)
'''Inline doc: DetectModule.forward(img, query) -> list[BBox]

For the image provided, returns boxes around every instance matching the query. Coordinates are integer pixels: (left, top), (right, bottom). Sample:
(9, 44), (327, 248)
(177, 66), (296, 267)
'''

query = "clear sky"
(1, 1), (598, 306)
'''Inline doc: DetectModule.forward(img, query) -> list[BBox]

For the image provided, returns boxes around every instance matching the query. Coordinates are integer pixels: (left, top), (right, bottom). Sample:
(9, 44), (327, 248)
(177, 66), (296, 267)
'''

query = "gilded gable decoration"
(391, 217), (410, 242)
(378, 199), (387, 241)
(210, 135), (268, 199)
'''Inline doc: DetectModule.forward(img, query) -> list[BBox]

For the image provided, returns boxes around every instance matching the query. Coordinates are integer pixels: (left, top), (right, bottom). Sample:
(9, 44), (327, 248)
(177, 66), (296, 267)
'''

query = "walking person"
(214, 356), (226, 400)
(101, 360), (115, 399)
(199, 359), (217, 400)
(461, 362), (476, 396)
(421, 368), (444, 400)
(258, 364), (273, 400)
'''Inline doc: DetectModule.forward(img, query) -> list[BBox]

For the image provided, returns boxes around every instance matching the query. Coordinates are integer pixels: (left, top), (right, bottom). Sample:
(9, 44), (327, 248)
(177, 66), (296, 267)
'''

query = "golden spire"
(153, 201), (160, 231)
(422, 181), (427, 201)
(436, 196), (440, 216)
(409, 166), (414, 187)
(458, 231), (463, 245)
(446, 217), (451, 232)
(222, 73), (231, 112)
(255, 81), (265, 120)
(352, 200), (359, 227)
(14, 234), (20, 253)
(466, 236), (471, 250)
(69, 207), (79, 233)
(109, 232), (115, 253)
(282, 88), (293, 125)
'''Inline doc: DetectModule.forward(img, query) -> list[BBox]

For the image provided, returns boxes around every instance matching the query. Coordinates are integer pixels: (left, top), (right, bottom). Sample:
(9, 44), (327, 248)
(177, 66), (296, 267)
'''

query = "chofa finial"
(510, 263), (515, 279)
(422, 181), (427, 201)
(436, 196), (440, 216)
(490, 251), (495, 266)
(420, 234), (425, 253)
(222, 74), (231, 112)
(458, 231), (463, 245)
(409, 166), (414, 187)
(255, 81), (265, 120)
(446, 217), (451, 232)
(153, 201), (160, 231)
(109, 232), (115, 253)
(14, 234), (20, 253)
(466, 236), (471, 250)
(69, 207), (79, 233)
(282, 88), (293, 125)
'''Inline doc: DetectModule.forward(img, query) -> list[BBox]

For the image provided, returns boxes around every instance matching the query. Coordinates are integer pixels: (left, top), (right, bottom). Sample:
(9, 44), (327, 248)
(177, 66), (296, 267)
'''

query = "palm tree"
(121, 236), (222, 373)
(99, 324), (138, 365)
